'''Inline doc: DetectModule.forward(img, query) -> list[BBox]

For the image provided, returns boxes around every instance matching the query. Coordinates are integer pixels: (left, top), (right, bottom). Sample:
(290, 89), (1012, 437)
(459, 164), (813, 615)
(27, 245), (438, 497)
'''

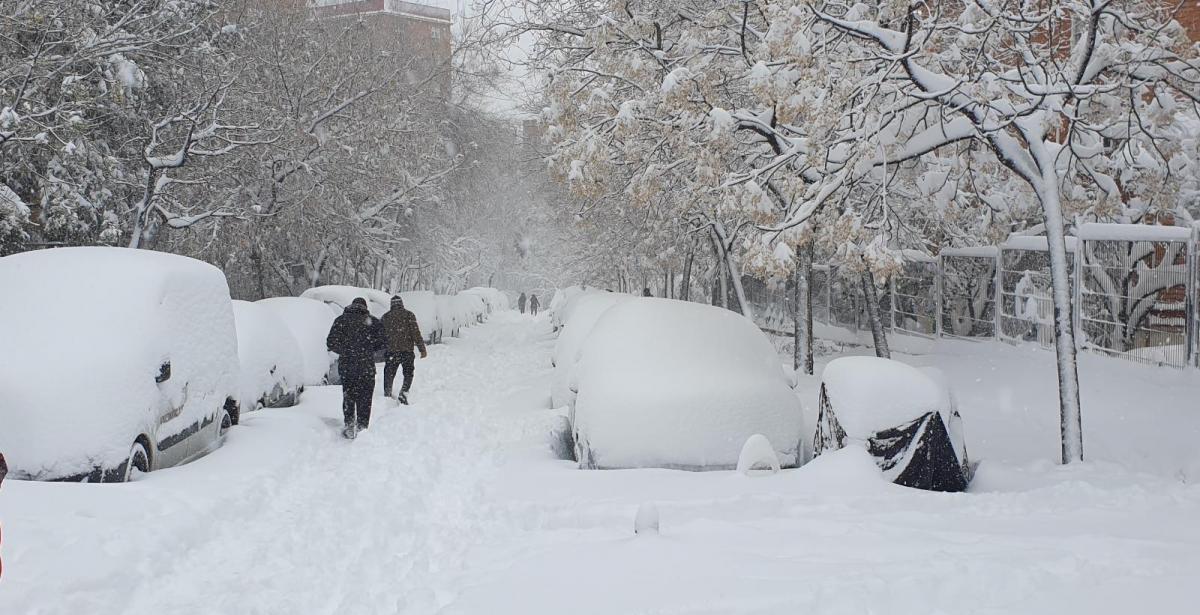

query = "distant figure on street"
(382, 295), (427, 405)
(642, 287), (652, 297)
(518, 292), (527, 314)
(529, 294), (540, 316)
(326, 297), (386, 439)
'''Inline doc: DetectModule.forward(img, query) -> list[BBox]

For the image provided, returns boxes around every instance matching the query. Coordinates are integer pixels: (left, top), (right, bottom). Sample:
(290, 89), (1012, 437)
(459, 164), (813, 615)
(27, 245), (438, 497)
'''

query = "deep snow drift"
(1, 313), (1199, 615)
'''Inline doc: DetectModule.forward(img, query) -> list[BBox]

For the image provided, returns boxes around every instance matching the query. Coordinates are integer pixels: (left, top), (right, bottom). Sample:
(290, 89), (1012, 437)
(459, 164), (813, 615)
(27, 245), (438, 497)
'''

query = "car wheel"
(123, 441), (150, 482)
(219, 409), (233, 438)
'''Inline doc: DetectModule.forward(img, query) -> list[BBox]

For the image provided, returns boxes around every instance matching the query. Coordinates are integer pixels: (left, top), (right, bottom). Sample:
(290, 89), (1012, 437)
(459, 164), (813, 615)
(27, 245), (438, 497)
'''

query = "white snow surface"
(230, 300), (305, 410)
(4, 316), (1200, 615)
(0, 247), (237, 478)
(254, 297), (337, 385)
(550, 291), (632, 408)
(821, 356), (954, 439)
(1076, 222), (1194, 242)
(573, 298), (804, 469)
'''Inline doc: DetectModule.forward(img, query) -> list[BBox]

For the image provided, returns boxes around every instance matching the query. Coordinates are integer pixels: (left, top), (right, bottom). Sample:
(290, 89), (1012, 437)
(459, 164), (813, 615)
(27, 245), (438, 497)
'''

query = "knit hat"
(391, 295), (405, 308)
(350, 297), (368, 311)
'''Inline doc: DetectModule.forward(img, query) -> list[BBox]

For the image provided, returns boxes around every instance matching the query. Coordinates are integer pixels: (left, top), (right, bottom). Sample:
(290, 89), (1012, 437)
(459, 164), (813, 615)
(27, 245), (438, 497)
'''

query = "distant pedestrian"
(529, 294), (540, 316)
(642, 287), (652, 297)
(326, 298), (386, 439)
(518, 292), (527, 314)
(382, 295), (427, 405)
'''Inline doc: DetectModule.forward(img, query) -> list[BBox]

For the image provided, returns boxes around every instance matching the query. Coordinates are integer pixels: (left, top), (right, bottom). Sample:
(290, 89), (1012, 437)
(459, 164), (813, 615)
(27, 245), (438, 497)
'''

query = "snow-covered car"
(231, 300), (306, 411)
(551, 292), (632, 409)
(456, 292), (488, 323)
(301, 285), (389, 318)
(399, 291), (439, 344)
(571, 298), (805, 470)
(461, 287), (509, 313)
(0, 247), (239, 482)
(255, 297), (339, 386)
(549, 285), (595, 331)
(814, 356), (971, 492)
(434, 294), (463, 339)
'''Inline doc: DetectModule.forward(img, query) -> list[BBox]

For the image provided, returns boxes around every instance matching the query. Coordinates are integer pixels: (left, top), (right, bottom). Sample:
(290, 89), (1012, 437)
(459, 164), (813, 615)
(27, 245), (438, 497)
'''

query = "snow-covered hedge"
(551, 292), (632, 410)
(231, 300), (305, 412)
(572, 298), (805, 470)
(815, 356), (971, 492)
(0, 247), (238, 481)
(255, 297), (339, 386)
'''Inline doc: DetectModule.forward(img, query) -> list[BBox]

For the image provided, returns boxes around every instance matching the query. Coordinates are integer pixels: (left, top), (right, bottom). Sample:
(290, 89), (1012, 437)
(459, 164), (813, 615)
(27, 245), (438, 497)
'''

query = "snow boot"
(342, 424), (357, 440)
(398, 391), (409, 405)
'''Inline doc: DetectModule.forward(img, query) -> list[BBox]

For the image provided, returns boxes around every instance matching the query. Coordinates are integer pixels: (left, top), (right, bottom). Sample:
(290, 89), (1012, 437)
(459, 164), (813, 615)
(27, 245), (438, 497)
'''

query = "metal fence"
(746, 226), (1200, 370)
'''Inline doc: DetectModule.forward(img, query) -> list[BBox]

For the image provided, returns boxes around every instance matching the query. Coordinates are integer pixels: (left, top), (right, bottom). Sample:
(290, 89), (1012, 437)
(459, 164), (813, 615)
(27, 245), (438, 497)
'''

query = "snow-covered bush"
(815, 357), (971, 492)
(255, 297), (339, 386)
(572, 298), (805, 470)
(301, 285), (390, 318)
(0, 247), (238, 481)
(231, 300), (305, 412)
(551, 291), (632, 409)
(399, 291), (438, 343)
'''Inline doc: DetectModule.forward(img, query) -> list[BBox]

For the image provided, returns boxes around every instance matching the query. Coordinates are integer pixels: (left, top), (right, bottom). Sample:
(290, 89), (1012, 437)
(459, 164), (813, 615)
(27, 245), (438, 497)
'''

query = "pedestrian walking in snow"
(518, 292), (527, 314)
(529, 294), (540, 316)
(326, 298), (386, 439)
(382, 295), (427, 405)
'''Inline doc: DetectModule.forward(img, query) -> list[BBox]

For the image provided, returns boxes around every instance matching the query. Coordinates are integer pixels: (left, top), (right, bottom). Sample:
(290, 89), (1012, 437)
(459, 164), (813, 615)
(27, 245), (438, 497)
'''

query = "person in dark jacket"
(529, 294), (540, 316)
(382, 295), (427, 404)
(517, 292), (527, 314)
(326, 297), (386, 439)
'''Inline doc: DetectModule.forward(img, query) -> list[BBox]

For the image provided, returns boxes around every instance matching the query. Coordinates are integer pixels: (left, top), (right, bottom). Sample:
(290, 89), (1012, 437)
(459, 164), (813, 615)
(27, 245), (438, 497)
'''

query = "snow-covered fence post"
(1190, 227), (1199, 369)
(935, 255), (945, 339)
(992, 251), (1003, 343)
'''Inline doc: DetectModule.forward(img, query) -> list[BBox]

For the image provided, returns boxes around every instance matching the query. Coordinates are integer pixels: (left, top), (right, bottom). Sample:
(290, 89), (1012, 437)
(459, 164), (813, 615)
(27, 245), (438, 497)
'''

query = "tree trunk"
(795, 242), (815, 374)
(1038, 190), (1083, 463)
(681, 243), (695, 301)
(861, 270), (891, 359)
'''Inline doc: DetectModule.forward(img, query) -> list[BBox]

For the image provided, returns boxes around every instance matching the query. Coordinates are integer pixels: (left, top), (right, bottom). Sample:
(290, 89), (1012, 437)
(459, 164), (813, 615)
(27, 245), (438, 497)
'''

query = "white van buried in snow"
(0, 248), (240, 482)
(570, 298), (806, 470)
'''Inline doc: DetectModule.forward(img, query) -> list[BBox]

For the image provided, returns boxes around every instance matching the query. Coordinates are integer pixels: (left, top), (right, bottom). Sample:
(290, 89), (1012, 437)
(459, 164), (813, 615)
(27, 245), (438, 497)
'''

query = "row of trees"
(472, 0), (1200, 463)
(1, 0), (584, 299)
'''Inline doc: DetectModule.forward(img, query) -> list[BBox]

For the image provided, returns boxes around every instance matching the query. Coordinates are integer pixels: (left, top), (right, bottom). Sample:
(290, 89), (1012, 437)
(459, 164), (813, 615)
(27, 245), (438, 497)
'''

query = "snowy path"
(3, 314), (1200, 614)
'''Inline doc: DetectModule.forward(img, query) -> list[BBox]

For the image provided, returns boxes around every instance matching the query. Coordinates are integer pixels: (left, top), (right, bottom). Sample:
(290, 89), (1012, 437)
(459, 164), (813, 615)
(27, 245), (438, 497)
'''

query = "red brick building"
(312, 0), (453, 96)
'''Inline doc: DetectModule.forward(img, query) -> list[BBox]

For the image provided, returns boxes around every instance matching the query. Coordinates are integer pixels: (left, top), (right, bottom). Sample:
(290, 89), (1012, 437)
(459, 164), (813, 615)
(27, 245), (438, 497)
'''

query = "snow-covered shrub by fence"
(998, 236), (1079, 349)
(0, 247), (239, 481)
(571, 298), (805, 470)
(815, 357), (971, 492)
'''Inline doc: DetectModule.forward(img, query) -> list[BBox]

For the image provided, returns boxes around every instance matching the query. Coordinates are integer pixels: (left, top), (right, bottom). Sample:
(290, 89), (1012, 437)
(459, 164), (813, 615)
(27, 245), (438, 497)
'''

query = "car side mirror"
(156, 361), (172, 384)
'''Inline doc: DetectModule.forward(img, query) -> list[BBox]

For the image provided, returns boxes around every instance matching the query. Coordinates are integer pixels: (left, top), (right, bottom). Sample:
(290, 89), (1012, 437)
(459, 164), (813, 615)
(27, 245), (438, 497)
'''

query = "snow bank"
(0, 247), (238, 480)
(399, 291), (438, 343)
(231, 301), (305, 411)
(550, 292), (632, 409)
(573, 298), (804, 470)
(255, 297), (338, 385)
(300, 285), (390, 318)
(1076, 222), (1194, 242)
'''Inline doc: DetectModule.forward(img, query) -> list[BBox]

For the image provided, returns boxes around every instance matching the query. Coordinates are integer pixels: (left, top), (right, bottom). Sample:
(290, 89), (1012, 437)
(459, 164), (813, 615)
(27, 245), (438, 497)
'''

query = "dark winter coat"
(529, 295), (540, 310)
(517, 293), (527, 311)
(326, 300), (386, 363)
(382, 297), (427, 355)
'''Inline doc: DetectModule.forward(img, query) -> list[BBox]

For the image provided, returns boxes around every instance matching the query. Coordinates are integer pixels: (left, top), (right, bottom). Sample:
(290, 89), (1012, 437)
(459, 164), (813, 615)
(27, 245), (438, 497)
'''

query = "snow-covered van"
(0, 248), (240, 482)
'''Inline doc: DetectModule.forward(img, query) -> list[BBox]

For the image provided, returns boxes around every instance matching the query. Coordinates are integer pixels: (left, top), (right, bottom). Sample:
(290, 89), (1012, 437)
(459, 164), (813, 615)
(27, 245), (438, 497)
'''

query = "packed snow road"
(2, 313), (1200, 615)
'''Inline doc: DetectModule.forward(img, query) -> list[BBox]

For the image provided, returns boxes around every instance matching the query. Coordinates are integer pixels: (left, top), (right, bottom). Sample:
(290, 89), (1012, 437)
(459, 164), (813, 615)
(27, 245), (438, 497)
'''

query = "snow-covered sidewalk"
(2, 314), (1199, 615)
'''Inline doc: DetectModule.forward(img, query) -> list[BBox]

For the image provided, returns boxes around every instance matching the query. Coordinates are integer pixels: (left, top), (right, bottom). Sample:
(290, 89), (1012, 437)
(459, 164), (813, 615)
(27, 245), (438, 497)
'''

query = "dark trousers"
(340, 359), (376, 430)
(383, 351), (416, 396)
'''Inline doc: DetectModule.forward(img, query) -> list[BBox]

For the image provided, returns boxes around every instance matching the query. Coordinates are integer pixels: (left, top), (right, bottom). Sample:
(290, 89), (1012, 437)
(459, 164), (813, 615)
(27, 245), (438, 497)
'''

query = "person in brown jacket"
(382, 295), (428, 404)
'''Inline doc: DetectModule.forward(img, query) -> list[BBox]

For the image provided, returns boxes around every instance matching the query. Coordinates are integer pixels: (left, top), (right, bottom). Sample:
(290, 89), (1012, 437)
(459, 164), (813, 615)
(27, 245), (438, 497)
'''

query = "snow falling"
(3, 1), (1200, 614)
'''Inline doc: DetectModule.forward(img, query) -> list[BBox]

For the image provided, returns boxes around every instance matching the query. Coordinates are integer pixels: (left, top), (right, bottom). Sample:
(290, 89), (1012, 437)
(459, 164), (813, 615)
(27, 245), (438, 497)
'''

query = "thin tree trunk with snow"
(861, 270), (890, 359)
(680, 243), (695, 301)
(800, 242), (815, 374)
